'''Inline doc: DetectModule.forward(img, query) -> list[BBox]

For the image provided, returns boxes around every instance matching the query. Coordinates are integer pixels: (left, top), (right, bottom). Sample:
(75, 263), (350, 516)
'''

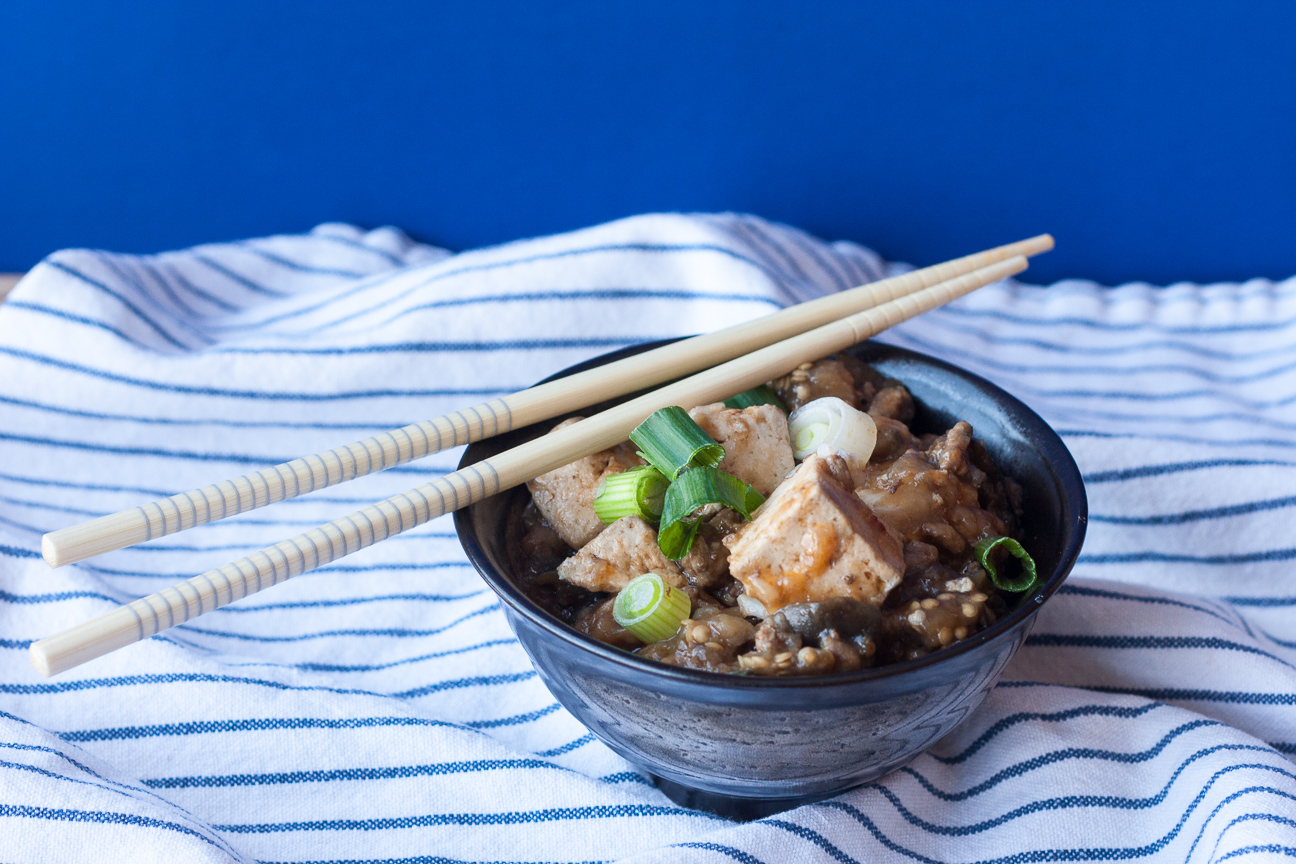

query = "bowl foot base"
(649, 774), (846, 822)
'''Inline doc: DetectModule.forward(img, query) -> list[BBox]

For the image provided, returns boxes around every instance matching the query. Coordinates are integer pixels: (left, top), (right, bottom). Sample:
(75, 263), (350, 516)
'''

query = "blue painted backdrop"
(1, 1), (1293, 283)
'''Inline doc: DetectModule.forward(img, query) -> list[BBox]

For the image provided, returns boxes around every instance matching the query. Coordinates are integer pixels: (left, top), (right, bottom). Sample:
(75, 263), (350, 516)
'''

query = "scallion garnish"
(974, 536), (1038, 593)
(592, 466), (669, 525)
(657, 467), (765, 559)
(612, 573), (691, 642)
(723, 384), (785, 412)
(630, 406), (725, 480)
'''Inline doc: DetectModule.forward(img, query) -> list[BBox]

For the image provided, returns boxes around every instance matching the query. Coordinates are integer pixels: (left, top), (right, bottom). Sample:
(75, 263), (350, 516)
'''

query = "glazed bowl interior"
(455, 338), (1086, 810)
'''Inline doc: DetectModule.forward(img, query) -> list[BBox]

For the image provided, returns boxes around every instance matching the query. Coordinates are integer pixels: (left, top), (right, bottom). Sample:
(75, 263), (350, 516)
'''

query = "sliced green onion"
(787, 397), (877, 464)
(630, 406), (725, 480)
(723, 384), (785, 412)
(657, 467), (765, 559)
(974, 536), (1038, 593)
(612, 573), (691, 642)
(592, 466), (669, 524)
(794, 421), (831, 453)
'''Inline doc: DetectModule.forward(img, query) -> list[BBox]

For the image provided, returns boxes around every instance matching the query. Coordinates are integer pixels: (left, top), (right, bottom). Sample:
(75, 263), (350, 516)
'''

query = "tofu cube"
(687, 402), (796, 496)
(526, 417), (642, 548)
(724, 454), (904, 612)
(557, 516), (685, 593)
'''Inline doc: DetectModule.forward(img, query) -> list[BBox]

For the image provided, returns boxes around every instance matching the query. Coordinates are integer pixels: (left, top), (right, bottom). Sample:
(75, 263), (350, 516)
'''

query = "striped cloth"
(0, 213), (1294, 863)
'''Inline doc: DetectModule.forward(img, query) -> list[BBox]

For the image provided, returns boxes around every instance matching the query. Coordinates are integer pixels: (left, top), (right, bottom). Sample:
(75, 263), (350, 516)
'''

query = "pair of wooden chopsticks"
(30, 236), (1051, 676)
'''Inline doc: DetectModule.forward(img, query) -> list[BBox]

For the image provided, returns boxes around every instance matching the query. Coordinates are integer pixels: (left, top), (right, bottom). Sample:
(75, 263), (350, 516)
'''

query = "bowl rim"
(455, 338), (1088, 691)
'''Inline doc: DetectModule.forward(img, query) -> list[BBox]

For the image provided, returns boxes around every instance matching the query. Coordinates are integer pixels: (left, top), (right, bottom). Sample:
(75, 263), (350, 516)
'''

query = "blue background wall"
(1, 1), (1293, 284)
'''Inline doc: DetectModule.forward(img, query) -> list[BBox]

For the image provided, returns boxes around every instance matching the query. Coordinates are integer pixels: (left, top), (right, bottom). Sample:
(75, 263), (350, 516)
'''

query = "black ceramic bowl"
(455, 339), (1086, 819)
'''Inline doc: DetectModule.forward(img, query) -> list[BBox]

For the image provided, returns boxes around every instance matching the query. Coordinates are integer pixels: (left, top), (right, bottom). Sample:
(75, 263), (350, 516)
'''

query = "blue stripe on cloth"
(896, 327), (1296, 384)
(1080, 548), (1296, 565)
(192, 253), (289, 298)
(933, 302), (1296, 336)
(207, 337), (655, 356)
(929, 702), (1165, 765)
(1059, 428), (1296, 450)
(227, 240), (782, 332)
(1055, 584), (1239, 627)
(1023, 635), (1296, 673)
(58, 705), (563, 744)
(0, 389), (441, 431)
(210, 803), (727, 833)
(235, 243), (372, 279)
(903, 721), (1233, 802)
(1082, 459), (1296, 483)
(141, 757), (578, 789)
(1088, 495), (1296, 525)
(0, 670), (537, 700)
(0, 804), (236, 855)
(311, 233), (406, 266)
(0, 345), (509, 399)
(40, 259), (194, 350)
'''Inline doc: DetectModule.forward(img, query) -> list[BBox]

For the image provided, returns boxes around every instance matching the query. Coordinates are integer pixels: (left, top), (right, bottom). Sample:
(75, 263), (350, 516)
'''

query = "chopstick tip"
(40, 533), (64, 569)
(28, 642), (54, 678)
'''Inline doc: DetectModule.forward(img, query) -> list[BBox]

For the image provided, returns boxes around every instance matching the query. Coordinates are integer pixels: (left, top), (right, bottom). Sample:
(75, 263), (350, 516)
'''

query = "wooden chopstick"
(40, 235), (1053, 569)
(29, 255), (1029, 676)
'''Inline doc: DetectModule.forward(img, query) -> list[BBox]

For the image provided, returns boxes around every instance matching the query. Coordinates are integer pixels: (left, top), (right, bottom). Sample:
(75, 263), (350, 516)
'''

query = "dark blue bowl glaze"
(455, 339), (1087, 819)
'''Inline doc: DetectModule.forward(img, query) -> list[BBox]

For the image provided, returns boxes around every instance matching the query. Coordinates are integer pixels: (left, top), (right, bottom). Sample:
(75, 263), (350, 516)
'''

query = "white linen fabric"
(0, 213), (1294, 863)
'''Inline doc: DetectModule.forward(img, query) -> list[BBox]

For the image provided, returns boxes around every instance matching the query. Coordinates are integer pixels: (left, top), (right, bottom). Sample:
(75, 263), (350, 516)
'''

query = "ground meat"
(636, 604), (757, 673)
(513, 500), (571, 579)
(771, 359), (860, 411)
(731, 598), (880, 676)
(819, 630), (866, 672)
(854, 422), (1007, 552)
(678, 508), (744, 590)
(869, 416), (923, 465)
(709, 574), (744, 608)
(838, 353), (916, 414)
(867, 386), (916, 424)
(902, 540), (940, 574)
(736, 620), (838, 676)
(574, 596), (642, 650)
(508, 500), (595, 623)
(774, 596), (881, 644)
(881, 590), (991, 662)
(967, 438), (1024, 537)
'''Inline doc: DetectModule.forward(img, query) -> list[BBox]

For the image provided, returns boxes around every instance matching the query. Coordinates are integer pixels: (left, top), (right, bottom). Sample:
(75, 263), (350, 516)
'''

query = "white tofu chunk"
(526, 417), (642, 548)
(687, 402), (796, 496)
(556, 516), (685, 593)
(723, 453), (904, 612)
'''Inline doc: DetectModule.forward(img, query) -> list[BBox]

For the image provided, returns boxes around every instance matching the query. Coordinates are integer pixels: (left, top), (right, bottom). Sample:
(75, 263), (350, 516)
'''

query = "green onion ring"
(974, 536), (1038, 593)
(592, 466), (669, 525)
(612, 573), (691, 643)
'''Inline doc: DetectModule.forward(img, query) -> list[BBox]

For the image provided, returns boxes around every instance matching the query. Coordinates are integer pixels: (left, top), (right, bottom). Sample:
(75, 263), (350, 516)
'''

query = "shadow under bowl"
(455, 339), (1087, 820)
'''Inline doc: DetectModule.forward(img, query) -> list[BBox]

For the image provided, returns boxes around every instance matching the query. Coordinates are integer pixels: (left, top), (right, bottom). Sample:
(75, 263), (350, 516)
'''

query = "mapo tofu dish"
(507, 354), (1034, 677)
